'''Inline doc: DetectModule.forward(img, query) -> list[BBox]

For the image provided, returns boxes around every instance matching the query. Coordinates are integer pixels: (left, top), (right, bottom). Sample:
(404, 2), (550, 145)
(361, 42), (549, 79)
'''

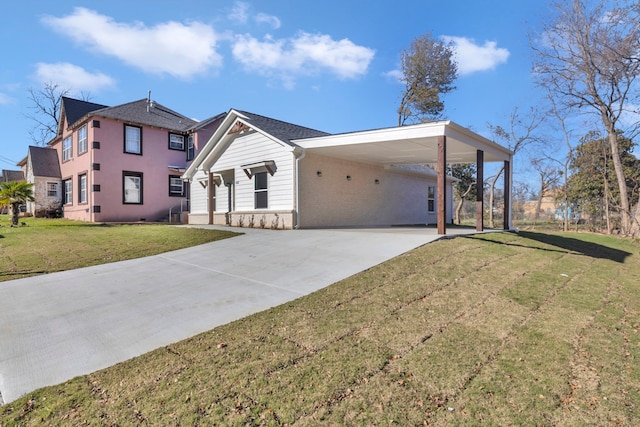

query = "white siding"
(190, 170), (209, 214)
(212, 132), (295, 211)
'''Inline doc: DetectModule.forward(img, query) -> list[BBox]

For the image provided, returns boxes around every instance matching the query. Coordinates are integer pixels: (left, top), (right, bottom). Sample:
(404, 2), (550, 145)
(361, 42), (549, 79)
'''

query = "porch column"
(476, 150), (484, 232)
(437, 135), (447, 235)
(208, 172), (214, 225)
(503, 159), (511, 230)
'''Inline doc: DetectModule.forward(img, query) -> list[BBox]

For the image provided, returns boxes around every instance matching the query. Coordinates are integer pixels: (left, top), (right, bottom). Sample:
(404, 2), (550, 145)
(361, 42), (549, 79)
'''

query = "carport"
(296, 120), (514, 234)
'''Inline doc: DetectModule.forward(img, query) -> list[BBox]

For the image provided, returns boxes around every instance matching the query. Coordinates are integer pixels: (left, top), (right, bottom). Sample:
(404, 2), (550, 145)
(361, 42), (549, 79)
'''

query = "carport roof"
(294, 120), (512, 165)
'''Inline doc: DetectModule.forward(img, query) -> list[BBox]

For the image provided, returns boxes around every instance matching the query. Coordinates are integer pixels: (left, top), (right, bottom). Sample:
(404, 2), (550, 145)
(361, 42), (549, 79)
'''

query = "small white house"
(183, 110), (513, 232)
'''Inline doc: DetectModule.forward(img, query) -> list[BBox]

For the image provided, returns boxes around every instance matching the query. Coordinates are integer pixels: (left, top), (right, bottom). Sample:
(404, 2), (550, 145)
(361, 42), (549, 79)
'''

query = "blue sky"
(1, 0), (547, 177)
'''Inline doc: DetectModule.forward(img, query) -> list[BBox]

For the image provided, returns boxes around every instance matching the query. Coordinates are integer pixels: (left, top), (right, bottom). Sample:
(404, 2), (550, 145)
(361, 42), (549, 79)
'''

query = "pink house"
(47, 97), (224, 222)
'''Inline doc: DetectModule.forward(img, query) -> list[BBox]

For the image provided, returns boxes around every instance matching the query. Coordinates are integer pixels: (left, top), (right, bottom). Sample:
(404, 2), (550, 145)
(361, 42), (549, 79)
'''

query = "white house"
(183, 110), (513, 233)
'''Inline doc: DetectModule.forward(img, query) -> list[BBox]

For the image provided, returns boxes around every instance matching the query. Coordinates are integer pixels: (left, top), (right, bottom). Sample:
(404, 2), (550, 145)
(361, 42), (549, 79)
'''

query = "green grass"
(0, 215), (239, 282)
(1, 227), (639, 426)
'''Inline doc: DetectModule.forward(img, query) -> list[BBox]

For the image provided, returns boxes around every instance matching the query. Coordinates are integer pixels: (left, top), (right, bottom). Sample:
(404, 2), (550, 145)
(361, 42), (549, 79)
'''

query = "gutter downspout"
(293, 147), (306, 229)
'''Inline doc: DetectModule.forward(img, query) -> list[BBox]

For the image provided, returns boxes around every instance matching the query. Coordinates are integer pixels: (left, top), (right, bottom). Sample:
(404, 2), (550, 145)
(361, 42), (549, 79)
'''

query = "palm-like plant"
(0, 181), (35, 226)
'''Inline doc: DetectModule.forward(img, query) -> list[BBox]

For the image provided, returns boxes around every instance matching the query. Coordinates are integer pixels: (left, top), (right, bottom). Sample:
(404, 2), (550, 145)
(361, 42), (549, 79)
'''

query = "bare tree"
(397, 34), (458, 126)
(24, 82), (92, 145)
(532, 0), (640, 236)
(531, 158), (562, 225)
(486, 106), (544, 227)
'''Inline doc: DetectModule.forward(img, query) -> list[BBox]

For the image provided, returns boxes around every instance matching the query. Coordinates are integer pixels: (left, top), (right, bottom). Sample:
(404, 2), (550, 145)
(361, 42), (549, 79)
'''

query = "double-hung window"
(47, 182), (59, 197)
(169, 175), (184, 196)
(123, 171), (143, 204)
(63, 179), (73, 204)
(254, 172), (268, 209)
(62, 136), (73, 161)
(427, 186), (436, 213)
(77, 125), (88, 155)
(78, 174), (87, 204)
(169, 133), (185, 150)
(124, 125), (142, 154)
(187, 135), (195, 161)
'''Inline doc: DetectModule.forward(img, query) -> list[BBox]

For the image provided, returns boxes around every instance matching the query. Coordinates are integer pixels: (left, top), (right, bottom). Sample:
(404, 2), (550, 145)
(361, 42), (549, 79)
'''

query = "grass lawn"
(0, 215), (239, 282)
(1, 228), (639, 425)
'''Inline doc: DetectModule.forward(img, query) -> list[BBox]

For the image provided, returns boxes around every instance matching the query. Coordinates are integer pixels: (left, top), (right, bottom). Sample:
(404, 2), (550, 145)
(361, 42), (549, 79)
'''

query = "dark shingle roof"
(28, 146), (61, 178)
(62, 97), (109, 127)
(94, 99), (198, 132)
(1, 169), (25, 182)
(237, 110), (330, 146)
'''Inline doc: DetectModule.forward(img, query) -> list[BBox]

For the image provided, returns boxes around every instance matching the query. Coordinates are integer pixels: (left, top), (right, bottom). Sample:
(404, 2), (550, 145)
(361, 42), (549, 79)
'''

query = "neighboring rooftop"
(26, 146), (61, 178)
(0, 169), (25, 183)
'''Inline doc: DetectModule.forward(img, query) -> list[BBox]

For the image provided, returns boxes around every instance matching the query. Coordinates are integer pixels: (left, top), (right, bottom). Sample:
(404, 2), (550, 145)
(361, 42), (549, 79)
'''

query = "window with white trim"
(47, 182), (59, 197)
(78, 125), (88, 155)
(63, 179), (72, 205)
(169, 175), (184, 196)
(254, 172), (268, 209)
(427, 186), (436, 213)
(62, 136), (73, 161)
(169, 133), (185, 150)
(78, 174), (87, 204)
(124, 125), (142, 154)
(123, 171), (143, 204)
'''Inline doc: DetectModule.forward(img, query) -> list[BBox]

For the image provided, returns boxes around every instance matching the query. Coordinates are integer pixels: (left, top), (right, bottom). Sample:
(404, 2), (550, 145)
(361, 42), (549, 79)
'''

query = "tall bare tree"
(532, 0), (640, 236)
(25, 82), (91, 145)
(397, 34), (458, 126)
(486, 106), (544, 227)
(531, 158), (562, 224)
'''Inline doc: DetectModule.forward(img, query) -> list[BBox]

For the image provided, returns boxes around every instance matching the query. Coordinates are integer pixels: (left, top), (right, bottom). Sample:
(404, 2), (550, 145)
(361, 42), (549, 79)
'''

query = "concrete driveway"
(0, 225), (479, 404)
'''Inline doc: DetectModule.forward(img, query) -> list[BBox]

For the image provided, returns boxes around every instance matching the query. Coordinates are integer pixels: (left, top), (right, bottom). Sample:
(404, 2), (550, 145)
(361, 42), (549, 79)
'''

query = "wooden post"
(503, 160), (511, 230)
(437, 136), (447, 235)
(208, 172), (214, 225)
(476, 150), (484, 232)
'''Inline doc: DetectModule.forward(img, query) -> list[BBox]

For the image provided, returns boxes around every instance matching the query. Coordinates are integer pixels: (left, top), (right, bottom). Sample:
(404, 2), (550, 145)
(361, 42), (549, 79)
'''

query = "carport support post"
(208, 172), (214, 225)
(437, 135), (447, 235)
(503, 160), (511, 230)
(476, 150), (484, 232)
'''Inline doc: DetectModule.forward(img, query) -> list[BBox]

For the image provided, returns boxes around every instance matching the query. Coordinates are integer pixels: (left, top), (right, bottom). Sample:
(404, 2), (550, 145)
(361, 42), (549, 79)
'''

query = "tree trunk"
(488, 167), (504, 228)
(454, 199), (464, 225)
(10, 202), (20, 226)
(606, 127), (632, 235)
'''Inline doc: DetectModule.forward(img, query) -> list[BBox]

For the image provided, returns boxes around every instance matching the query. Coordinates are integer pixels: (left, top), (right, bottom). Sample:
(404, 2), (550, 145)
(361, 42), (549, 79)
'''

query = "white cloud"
(442, 36), (510, 76)
(0, 92), (13, 105)
(228, 2), (249, 24)
(34, 62), (116, 92)
(232, 32), (375, 86)
(42, 7), (222, 79)
(255, 13), (281, 29)
(383, 69), (403, 83)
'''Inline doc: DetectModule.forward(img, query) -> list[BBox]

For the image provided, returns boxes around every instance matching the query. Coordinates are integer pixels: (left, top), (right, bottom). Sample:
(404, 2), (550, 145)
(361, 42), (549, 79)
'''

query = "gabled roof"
(93, 99), (198, 132)
(26, 146), (61, 178)
(187, 112), (227, 132)
(235, 110), (330, 146)
(61, 97), (109, 127)
(183, 109), (331, 179)
(1, 169), (25, 182)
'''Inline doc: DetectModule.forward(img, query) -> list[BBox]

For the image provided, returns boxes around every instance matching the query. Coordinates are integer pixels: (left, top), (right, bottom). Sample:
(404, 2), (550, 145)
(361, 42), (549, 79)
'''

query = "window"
(169, 175), (184, 196)
(427, 186), (436, 213)
(124, 125), (142, 154)
(47, 182), (59, 197)
(77, 125), (88, 155)
(123, 171), (143, 204)
(62, 136), (73, 161)
(78, 174), (87, 204)
(63, 179), (73, 205)
(254, 171), (268, 209)
(187, 135), (195, 161)
(169, 133), (185, 150)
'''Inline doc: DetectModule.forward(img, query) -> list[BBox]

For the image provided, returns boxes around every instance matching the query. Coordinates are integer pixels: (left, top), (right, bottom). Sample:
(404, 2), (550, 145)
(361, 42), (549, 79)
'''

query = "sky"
(0, 0), (549, 181)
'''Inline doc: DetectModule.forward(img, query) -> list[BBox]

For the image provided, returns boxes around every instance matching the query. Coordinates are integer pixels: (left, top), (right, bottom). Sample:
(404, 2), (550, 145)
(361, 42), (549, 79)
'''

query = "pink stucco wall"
(53, 116), (198, 222)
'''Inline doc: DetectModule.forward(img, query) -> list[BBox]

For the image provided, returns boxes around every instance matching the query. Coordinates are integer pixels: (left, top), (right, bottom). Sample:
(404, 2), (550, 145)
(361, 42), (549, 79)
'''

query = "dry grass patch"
(2, 230), (639, 426)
